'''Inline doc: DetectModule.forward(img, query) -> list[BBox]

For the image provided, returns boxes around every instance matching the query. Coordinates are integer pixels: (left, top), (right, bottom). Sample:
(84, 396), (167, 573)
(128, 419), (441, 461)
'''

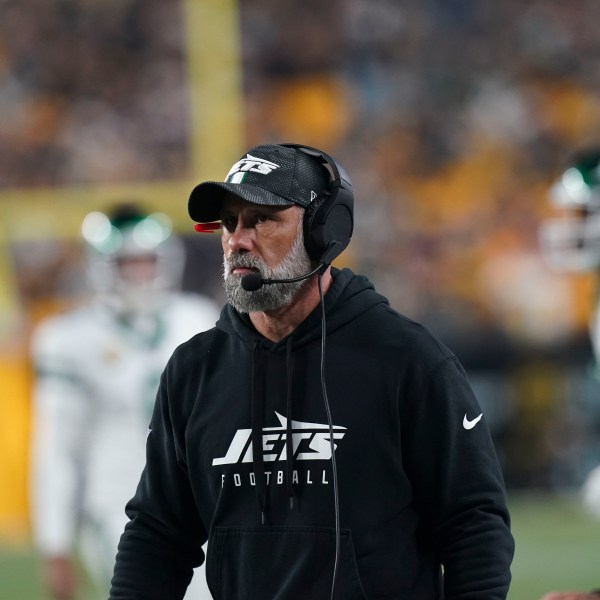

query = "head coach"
(109, 142), (514, 599)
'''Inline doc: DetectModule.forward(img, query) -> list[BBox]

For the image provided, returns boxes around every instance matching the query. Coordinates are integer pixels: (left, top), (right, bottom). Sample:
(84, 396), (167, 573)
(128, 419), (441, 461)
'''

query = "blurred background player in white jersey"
(30, 202), (219, 600)
(538, 149), (600, 600)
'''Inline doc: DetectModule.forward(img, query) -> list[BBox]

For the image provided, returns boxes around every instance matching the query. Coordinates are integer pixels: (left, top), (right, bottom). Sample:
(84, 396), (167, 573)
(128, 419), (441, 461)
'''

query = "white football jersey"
(582, 464), (600, 521)
(30, 292), (220, 598)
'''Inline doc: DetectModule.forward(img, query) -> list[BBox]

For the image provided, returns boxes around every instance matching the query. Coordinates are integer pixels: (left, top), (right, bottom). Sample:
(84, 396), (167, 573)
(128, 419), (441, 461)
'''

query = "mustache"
(226, 253), (264, 271)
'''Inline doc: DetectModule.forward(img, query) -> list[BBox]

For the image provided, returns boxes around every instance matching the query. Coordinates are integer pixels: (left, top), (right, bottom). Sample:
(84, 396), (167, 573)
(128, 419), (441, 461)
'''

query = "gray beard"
(223, 229), (314, 314)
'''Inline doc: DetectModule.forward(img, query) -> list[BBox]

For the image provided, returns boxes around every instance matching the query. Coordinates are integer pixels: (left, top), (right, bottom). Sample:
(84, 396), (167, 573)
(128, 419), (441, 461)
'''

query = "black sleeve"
(402, 357), (515, 599)
(109, 367), (207, 599)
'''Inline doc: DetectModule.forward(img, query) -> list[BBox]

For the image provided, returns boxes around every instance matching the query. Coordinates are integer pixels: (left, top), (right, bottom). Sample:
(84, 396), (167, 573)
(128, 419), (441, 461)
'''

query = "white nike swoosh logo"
(463, 413), (483, 430)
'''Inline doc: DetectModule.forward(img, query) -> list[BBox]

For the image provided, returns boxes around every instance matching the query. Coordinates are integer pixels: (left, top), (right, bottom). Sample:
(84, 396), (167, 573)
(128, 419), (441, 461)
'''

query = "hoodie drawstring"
(251, 338), (297, 525)
(285, 337), (296, 510)
(251, 342), (267, 524)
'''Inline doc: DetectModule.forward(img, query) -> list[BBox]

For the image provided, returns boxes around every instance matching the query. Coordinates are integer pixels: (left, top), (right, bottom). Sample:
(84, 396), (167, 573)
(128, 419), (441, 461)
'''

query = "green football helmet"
(81, 202), (184, 312)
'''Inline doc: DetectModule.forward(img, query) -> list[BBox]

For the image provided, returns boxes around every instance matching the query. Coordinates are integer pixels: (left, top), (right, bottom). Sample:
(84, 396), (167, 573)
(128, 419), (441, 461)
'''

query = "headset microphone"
(241, 262), (325, 292)
(240, 241), (341, 292)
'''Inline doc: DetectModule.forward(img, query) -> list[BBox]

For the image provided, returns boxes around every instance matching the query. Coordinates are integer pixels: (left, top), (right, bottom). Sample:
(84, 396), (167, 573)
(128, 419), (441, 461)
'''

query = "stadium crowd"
(3, 0), (600, 490)
(0, 0), (189, 187)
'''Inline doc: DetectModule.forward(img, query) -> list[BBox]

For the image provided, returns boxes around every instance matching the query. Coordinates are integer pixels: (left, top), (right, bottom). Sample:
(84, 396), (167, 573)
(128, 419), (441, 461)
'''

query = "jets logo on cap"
(226, 154), (280, 183)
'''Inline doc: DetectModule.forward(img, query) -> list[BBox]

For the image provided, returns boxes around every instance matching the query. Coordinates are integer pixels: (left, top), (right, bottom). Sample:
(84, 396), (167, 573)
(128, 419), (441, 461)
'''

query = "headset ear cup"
(303, 196), (326, 262)
(303, 192), (353, 264)
(282, 142), (354, 264)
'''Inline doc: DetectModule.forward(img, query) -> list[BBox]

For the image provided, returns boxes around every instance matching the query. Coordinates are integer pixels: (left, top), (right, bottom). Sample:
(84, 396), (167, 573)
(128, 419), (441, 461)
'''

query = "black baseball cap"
(188, 144), (330, 223)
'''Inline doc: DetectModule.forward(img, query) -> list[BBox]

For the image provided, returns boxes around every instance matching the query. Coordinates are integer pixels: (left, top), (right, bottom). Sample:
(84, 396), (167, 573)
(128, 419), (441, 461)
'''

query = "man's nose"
(227, 222), (254, 253)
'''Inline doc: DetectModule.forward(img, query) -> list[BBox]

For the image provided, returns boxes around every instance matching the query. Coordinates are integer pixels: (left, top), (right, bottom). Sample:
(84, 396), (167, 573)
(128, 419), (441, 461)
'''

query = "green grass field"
(1, 492), (599, 600)
(508, 492), (600, 599)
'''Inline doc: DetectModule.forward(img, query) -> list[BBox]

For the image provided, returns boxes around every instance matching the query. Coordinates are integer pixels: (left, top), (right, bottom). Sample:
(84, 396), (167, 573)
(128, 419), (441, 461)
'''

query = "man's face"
(220, 194), (313, 313)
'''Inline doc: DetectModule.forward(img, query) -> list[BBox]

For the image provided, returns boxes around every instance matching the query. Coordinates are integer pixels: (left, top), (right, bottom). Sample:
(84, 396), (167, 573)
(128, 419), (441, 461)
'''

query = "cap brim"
(188, 181), (294, 223)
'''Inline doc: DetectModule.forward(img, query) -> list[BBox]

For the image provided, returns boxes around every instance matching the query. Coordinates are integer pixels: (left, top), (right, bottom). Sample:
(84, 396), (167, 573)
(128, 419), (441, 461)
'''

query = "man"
(31, 203), (219, 600)
(537, 148), (600, 600)
(110, 144), (514, 599)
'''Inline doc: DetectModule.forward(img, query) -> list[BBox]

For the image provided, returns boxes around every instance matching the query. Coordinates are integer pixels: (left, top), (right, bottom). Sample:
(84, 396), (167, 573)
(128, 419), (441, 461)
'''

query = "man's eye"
(256, 214), (268, 223)
(222, 217), (236, 231)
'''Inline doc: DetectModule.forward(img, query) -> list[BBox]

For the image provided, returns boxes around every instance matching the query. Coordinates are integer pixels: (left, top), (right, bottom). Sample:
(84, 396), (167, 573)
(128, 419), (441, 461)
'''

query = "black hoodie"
(110, 268), (514, 599)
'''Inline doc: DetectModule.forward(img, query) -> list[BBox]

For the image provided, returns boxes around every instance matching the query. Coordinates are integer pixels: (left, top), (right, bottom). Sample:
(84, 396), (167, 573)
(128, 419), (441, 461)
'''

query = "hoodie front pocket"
(207, 526), (368, 600)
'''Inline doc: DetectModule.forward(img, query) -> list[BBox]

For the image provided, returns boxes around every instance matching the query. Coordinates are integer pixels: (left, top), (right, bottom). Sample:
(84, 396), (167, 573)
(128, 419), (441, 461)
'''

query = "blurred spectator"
(0, 0), (189, 187)
(29, 203), (218, 599)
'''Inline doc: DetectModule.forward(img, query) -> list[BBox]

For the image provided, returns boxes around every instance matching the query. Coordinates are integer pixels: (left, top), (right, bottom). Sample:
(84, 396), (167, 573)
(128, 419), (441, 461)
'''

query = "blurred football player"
(540, 148), (600, 514)
(538, 149), (600, 600)
(539, 147), (600, 283)
(539, 148), (600, 369)
(30, 202), (219, 600)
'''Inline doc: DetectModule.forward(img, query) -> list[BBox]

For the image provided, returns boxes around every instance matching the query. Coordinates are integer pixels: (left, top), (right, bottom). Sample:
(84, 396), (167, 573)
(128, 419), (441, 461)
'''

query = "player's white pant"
(582, 464), (600, 521)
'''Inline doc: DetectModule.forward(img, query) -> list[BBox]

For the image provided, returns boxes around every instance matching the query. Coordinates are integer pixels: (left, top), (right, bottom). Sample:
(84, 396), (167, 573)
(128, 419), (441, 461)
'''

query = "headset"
(239, 144), (354, 292)
(195, 142), (354, 269)
(280, 143), (354, 267)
